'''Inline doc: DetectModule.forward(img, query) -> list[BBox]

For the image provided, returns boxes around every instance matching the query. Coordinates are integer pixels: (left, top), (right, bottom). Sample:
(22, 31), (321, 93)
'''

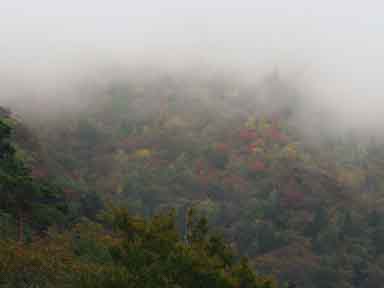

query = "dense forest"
(2, 72), (384, 287)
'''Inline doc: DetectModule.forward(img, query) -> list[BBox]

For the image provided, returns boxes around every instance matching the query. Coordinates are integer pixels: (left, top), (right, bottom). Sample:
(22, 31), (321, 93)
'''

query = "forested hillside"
(0, 106), (275, 288)
(3, 72), (384, 287)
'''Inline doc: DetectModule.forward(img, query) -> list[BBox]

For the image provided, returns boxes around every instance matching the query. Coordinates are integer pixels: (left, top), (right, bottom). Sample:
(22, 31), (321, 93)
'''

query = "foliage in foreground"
(0, 207), (276, 288)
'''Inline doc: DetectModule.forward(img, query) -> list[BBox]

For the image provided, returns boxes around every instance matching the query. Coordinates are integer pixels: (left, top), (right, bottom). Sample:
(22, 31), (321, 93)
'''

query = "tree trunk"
(17, 208), (24, 243)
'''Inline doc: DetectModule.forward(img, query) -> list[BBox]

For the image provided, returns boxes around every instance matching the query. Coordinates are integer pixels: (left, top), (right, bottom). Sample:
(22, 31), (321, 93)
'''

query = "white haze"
(1, 1), (384, 136)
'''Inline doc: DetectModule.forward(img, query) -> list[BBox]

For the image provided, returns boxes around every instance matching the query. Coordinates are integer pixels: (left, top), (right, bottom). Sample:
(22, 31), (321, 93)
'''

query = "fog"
(1, 1), (384, 137)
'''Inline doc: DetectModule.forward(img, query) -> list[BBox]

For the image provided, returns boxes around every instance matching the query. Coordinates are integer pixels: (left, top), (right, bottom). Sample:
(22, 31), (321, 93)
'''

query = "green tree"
(0, 117), (66, 241)
(77, 206), (277, 288)
(305, 206), (328, 238)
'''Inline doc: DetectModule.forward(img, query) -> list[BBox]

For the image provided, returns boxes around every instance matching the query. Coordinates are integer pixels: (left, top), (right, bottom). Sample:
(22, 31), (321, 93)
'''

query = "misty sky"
(1, 1), (384, 132)
(2, 1), (383, 64)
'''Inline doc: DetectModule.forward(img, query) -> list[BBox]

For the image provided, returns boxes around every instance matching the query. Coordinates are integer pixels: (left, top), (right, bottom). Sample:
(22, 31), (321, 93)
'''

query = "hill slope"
(13, 73), (384, 287)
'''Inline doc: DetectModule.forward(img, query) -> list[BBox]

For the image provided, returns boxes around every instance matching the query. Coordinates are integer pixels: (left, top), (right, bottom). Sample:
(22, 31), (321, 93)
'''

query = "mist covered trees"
(5, 71), (384, 287)
(0, 114), (66, 242)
